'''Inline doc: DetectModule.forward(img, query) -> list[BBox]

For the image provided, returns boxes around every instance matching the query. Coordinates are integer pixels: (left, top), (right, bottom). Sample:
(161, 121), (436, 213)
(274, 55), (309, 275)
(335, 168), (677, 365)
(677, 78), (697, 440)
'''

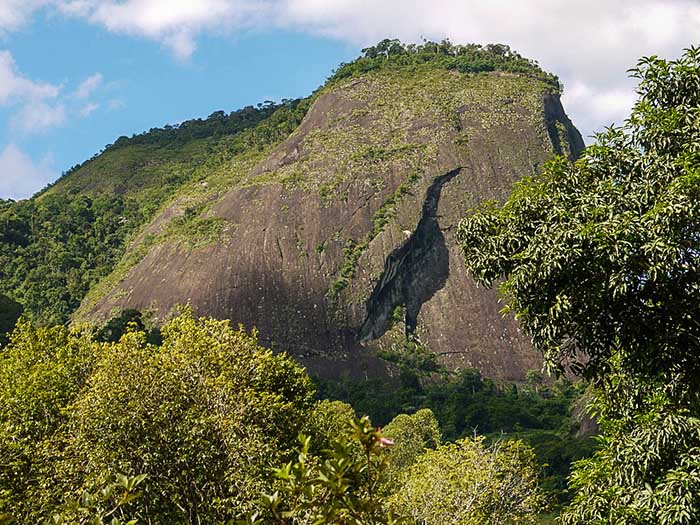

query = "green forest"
(1, 42), (700, 524)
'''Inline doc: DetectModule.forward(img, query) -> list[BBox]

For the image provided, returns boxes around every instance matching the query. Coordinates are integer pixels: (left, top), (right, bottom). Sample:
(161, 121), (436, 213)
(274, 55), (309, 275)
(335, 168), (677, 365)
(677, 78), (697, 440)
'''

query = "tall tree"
(458, 47), (700, 523)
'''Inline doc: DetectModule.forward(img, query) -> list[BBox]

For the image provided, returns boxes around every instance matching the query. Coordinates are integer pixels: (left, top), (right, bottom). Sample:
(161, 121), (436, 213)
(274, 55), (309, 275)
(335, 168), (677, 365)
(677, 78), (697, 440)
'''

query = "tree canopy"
(0, 312), (548, 524)
(0, 312), (315, 523)
(0, 294), (22, 346)
(0, 194), (141, 325)
(458, 46), (700, 523)
(329, 39), (560, 90)
(388, 437), (544, 525)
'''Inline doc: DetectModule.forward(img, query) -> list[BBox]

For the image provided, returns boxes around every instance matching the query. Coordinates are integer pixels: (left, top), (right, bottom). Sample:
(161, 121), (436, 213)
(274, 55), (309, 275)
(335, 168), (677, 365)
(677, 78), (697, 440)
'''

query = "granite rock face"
(81, 67), (584, 380)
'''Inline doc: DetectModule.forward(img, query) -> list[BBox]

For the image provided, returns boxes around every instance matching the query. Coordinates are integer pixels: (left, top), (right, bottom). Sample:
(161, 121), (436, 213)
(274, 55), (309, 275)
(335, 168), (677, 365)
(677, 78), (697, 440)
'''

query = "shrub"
(389, 437), (544, 525)
(246, 417), (404, 525)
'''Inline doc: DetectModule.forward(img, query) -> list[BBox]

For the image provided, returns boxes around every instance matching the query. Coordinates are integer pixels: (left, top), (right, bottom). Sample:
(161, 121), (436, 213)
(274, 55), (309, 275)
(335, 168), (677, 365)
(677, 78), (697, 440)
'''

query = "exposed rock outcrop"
(80, 67), (584, 380)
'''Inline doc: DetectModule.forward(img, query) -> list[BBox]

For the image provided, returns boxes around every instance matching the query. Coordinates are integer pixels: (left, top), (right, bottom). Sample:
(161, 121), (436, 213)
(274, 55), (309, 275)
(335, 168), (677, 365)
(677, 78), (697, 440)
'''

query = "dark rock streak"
(359, 167), (463, 342)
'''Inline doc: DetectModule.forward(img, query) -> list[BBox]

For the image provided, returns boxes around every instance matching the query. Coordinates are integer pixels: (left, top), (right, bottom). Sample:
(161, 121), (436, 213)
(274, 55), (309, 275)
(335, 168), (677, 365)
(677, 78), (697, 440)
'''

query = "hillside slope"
(77, 44), (584, 380)
(0, 101), (306, 324)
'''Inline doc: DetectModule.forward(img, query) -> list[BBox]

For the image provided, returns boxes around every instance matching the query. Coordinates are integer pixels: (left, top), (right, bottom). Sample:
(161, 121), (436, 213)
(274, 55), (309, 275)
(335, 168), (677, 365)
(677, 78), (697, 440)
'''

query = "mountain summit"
(5, 41), (584, 380)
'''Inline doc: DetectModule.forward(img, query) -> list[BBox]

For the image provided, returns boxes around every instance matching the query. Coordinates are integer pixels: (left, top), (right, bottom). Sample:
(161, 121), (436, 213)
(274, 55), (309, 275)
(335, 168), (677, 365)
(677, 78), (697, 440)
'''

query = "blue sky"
(8, 20), (355, 161)
(0, 13), (356, 198)
(0, 1), (697, 199)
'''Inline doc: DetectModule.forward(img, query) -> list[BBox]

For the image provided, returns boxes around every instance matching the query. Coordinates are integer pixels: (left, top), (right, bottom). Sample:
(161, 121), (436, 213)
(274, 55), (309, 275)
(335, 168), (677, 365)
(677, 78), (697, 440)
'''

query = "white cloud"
(0, 50), (67, 134)
(74, 72), (103, 98)
(0, 50), (59, 104)
(0, 0), (49, 32)
(562, 81), (638, 137)
(79, 101), (99, 116)
(2, 1), (699, 139)
(162, 30), (197, 61)
(0, 143), (56, 200)
(107, 98), (126, 110)
(11, 101), (67, 134)
(56, 0), (266, 59)
(0, 52), (107, 135)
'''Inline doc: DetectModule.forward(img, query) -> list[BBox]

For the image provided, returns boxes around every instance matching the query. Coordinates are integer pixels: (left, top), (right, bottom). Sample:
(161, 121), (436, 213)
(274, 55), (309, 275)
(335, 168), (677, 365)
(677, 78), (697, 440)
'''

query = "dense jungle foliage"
(317, 370), (594, 502)
(73, 307), (593, 504)
(0, 194), (141, 325)
(0, 313), (544, 524)
(0, 294), (22, 347)
(89, 307), (592, 505)
(0, 312), (316, 522)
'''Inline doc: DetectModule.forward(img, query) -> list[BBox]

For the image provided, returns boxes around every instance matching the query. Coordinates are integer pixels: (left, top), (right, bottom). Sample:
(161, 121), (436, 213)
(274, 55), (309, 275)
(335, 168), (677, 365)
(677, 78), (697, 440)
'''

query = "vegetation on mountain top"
(47, 98), (309, 200)
(108, 102), (283, 151)
(458, 47), (700, 523)
(328, 38), (560, 91)
(47, 101), (285, 194)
